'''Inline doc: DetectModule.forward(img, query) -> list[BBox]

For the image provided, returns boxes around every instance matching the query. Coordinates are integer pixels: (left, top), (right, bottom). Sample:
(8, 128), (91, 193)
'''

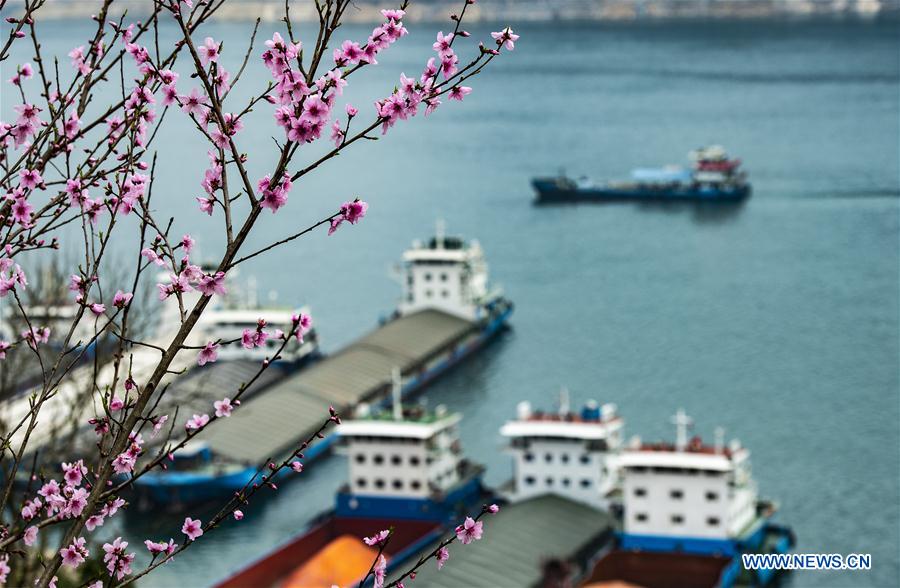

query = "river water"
(2, 14), (898, 588)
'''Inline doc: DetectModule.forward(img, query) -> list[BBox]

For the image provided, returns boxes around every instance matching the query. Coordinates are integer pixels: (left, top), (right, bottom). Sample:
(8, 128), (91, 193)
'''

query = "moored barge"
(136, 225), (513, 507)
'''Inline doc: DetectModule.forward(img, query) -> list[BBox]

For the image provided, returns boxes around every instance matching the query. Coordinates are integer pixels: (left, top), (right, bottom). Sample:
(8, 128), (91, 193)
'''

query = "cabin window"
(545, 477), (554, 486)
(545, 453), (553, 463)
(634, 487), (647, 497)
(670, 489), (684, 500)
(524, 452), (534, 463)
(706, 491), (719, 501)
(580, 479), (592, 488)
(356, 478), (367, 488)
(373, 455), (384, 465)
(707, 517), (720, 526)
(374, 479), (385, 489)
(411, 480), (421, 490)
(410, 456), (421, 466)
(425, 290), (433, 298)
(635, 513), (648, 522)
(562, 478), (571, 487)
(392, 479), (403, 490)
(407, 293), (414, 302)
(355, 454), (366, 464)
(524, 476), (535, 486)
(424, 273), (432, 281)
(391, 455), (402, 466)
(580, 455), (591, 465)
(561, 454), (570, 464)
(441, 290), (449, 298)
(671, 514), (684, 525)
(440, 273), (448, 282)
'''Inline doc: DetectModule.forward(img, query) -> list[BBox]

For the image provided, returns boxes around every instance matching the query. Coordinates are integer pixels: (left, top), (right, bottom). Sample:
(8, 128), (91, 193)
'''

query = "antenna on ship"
(435, 218), (446, 249)
(672, 408), (693, 452)
(714, 426), (725, 454)
(391, 366), (403, 421)
(558, 386), (570, 416)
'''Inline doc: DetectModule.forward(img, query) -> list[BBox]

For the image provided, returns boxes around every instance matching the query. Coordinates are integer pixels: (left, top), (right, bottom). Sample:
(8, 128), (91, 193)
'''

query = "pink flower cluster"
(0, 258), (28, 297)
(103, 537), (135, 580)
(112, 431), (144, 475)
(328, 199), (369, 235)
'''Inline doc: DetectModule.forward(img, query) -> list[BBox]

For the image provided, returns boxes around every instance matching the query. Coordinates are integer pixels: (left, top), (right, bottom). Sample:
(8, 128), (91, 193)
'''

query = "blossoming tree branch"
(0, 0), (518, 584)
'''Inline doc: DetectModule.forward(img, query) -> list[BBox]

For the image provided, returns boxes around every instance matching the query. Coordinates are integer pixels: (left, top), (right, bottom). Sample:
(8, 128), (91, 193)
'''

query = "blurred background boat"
(532, 146), (751, 203)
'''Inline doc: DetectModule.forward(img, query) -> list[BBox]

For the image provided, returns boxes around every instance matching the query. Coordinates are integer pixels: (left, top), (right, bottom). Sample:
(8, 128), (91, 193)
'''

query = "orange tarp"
(281, 535), (379, 588)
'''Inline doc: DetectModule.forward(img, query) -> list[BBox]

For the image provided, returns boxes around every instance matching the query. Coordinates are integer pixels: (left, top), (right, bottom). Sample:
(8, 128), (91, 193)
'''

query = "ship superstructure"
(585, 409), (795, 588)
(618, 409), (757, 553)
(500, 392), (623, 509)
(214, 402), (486, 588)
(398, 221), (503, 323)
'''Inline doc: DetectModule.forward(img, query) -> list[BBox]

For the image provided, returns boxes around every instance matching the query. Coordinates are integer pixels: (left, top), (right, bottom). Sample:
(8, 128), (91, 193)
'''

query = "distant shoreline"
(6, 1), (900, 24)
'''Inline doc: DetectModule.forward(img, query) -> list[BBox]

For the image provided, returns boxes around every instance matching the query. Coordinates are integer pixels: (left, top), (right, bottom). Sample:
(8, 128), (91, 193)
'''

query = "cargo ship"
(585, 409), (795, 588)
(134, 225), (513, 508)
(214, 402), (489, 588)
(532, 146), (751, 203)
(392, 398), (794, 587)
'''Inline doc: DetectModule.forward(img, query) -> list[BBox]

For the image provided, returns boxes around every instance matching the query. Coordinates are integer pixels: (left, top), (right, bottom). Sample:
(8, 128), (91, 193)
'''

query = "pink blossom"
(60, 537), (89, 568)
(346, 104), (358, 117)
(182, 517), (203, 541)
(152, 414), (169, 437)
(145, 538), (176, 556)
(197, 196), (215, 215)
(199, 37), (220, 65)
(341, 199), (368, 224)
(113, 290), (133, 308)
(181, 234), (195, 253)
(437, 546), (450, 569)
(491, 27), (520, 51)
(62, 460), (87, 487)
(86, 514), (105, 531)
(433, 32), (454, 56)
(0, 557), (8, 585)
(89, 302), (106, 316)
(185, 414), (210, 430)
(214, 397), (233, 418)
(291, 461), (303, 473)
(110, 395), (125, 411)
(374, 554), (387, 588)
(112, 451), (136, 475)
(19, 167), (42, 190)
(68, 46), (91, 75)
(24, 525), (38, 546)
(0, 341), (9, 360)
(455, 517), (483, 545)
(161, 84), (178, 106)
(488, 503), (500, 514)
(197, 271), (226, 296)
(233, 510), (244, 521)
(102, 537), (135, 580)
(180, 88), (206, 116)
(449, 86), (472, 101)
(331, 120), (344, 147)
(364, 529), (390, 546)
(198, 342), (219, 366)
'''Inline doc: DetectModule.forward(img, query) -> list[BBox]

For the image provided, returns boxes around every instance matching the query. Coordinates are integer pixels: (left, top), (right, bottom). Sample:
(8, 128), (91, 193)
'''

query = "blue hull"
(532, 178), (751, 203)
(133, 305), (512, 507)
(616, 520), (795, 588)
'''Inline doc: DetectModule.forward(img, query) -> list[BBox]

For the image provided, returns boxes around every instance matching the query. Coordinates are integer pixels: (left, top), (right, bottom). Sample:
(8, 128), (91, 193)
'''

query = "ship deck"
(388, 495), (615, 587)
(197, 309), (476, 464)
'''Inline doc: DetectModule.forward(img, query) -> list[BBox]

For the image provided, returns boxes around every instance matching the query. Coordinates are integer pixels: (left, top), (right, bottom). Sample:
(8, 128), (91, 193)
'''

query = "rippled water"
(3, 15), (899, 588)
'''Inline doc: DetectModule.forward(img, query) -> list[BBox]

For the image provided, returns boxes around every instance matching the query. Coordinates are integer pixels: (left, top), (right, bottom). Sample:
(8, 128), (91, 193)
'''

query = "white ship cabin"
(500, 393), (624, 509)
(397, 222), (499, 322)
(338, 403), (466, 499)
(619, 409), (757, 541)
